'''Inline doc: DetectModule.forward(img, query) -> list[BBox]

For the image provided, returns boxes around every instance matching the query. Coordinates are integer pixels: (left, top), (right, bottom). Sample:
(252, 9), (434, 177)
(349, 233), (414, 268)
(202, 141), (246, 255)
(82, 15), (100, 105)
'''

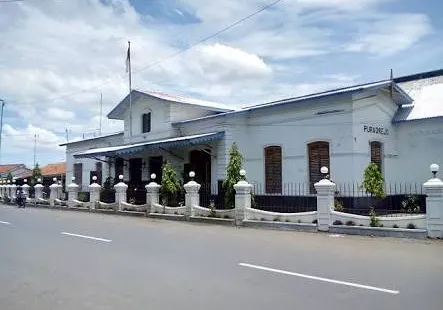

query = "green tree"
(362, 163), (385, 198)
(6, 172), (13, 183)
(161, 161), (181, 207)
(31, 163), (42, 185)
(222, 142), (244, 209)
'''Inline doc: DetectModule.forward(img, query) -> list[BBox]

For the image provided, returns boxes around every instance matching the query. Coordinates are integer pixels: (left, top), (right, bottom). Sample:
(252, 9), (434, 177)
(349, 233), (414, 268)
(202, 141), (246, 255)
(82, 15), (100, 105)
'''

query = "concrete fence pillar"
(10, 183), (17, 200)
(314, 168), (336, 232)
(6, 184), (11, 198)
(49, 183), (58, 207)
(89, 182), (101, 210)
(67, 179), (79, 205)
(184, 179), (201, 219)
(423, 164), (443, 238)
(22, 183), (30, 200)
(114, 176), (128, 211)
(233, 170), (253, 226)
(0, 184), (4, 198)
(34, 183), (43, 201)
(57, 182), (64, 200)
(146, 179), (161, 214)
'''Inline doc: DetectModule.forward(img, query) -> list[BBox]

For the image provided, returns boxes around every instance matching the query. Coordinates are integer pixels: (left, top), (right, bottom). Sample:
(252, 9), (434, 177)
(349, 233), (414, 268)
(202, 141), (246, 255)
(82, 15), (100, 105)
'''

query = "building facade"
(61, 69), (443, 194)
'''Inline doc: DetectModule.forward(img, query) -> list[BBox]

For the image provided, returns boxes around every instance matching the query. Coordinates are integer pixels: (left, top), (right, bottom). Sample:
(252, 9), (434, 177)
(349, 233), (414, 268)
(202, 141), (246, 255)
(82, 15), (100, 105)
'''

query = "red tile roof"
(40, 162), (66, 176)
(0, 164), (24, 174)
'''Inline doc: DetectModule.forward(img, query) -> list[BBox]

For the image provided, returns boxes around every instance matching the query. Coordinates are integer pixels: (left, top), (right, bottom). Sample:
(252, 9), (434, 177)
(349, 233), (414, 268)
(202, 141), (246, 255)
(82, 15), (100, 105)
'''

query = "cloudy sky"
(0, 0), (442, 167)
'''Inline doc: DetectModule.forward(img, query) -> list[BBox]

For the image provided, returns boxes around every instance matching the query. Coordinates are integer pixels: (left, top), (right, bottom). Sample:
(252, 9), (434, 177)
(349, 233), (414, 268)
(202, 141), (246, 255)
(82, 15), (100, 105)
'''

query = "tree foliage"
(362, 163), (385, 198)
(222, 142), (244, 209)
(31, 163), (42, 185)
(161, 161), (181, 206)
(6, 172), (13, 182)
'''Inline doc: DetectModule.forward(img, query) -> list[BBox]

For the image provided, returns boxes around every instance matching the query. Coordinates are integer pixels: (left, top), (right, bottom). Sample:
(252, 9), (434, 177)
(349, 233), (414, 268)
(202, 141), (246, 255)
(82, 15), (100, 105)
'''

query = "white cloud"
(2, 124), (65, 152)
(47, 107), (75, 121)
(345, 14), (433, 56)
(0, 0), (438, 166)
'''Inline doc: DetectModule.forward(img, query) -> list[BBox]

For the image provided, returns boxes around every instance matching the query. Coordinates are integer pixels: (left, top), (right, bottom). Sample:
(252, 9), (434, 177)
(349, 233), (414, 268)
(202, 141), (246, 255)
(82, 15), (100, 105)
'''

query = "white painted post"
(423, 164), (443, 238)
(145, 173), (161, 214)
(10, 182), (17, 201)
(114, 175), (128, 211)
(88, 176), (101, 209)
(314, 167), (336, 232)
(183, 171), (201, 219)
(22, 179), (30, 200)
(49, 182), (58, 207)
(57, 181), (63, 200)
(0, 184), (4, 198)
(233, 170), (253, 226)
(5, 183), (11, 198)
(34, 182), (43, 201)
(67, 177), (79, 207)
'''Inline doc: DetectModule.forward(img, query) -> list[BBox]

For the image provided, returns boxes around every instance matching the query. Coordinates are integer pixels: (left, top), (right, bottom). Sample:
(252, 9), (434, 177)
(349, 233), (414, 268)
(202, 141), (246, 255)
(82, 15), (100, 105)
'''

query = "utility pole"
(0, 99), (4, 165)
(99, 93), (103, 135)
(33, 134), (38, 168)
(65, 128), (69, 143)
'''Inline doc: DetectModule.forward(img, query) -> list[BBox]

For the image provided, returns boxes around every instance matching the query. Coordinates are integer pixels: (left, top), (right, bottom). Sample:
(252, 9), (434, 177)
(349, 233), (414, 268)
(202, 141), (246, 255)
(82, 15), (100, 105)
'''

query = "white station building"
(61, 69), (443, 194)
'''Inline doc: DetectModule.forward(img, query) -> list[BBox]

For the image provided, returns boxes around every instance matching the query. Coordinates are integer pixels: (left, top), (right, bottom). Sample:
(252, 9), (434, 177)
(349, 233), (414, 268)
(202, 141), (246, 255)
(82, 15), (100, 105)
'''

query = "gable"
(107, 90), (235, 120)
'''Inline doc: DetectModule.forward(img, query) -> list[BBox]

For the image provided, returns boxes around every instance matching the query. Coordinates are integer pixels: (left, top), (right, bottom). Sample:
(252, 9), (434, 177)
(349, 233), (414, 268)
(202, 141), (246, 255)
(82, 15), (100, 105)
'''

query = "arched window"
(264, 146), (282, 194)
(142, 112), (151, 133)
(370, 141), (383, 170)
(308, 141), (330, 193)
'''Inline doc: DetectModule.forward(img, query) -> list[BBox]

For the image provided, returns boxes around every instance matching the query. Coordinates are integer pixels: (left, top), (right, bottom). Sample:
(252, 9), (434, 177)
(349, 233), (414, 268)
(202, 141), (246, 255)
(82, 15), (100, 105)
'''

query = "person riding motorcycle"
(16, 186), (26, 208)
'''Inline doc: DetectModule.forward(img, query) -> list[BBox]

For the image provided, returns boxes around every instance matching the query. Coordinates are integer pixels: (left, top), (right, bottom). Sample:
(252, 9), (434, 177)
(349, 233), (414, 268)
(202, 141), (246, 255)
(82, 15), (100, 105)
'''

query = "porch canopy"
(72, 132), (225, 159)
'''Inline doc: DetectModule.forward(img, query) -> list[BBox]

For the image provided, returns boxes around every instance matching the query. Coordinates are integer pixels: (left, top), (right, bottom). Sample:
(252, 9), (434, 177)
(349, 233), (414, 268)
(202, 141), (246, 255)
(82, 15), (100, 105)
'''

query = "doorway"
(129, 158), (142, 184)
(149, 156), (163, 183)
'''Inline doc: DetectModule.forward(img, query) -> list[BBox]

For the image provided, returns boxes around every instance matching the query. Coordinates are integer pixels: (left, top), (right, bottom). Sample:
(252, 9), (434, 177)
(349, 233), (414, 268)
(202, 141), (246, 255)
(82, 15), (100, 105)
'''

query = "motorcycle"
(16, 190), (26, 208)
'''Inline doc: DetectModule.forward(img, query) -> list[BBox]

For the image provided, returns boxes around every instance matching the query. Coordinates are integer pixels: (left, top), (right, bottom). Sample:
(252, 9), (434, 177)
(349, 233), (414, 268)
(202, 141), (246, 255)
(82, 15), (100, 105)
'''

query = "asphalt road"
(1, 204), (442, 310)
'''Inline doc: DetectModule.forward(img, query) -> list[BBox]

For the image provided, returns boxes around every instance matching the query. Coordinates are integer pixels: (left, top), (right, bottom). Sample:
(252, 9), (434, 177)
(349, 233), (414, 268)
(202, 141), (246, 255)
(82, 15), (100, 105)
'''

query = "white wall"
(393, 118), (443, 183)
(351, 91), (399, 183)
(123, 96), (223, 144)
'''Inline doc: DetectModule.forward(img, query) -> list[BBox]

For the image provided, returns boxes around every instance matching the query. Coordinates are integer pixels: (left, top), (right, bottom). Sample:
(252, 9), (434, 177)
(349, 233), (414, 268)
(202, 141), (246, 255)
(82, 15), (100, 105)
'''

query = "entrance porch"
(72, 132), (225, 206)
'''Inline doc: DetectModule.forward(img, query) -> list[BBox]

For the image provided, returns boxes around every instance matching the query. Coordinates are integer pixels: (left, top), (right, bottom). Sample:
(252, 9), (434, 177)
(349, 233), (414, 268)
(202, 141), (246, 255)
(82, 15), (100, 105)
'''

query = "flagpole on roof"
(126, 41), (133, 138)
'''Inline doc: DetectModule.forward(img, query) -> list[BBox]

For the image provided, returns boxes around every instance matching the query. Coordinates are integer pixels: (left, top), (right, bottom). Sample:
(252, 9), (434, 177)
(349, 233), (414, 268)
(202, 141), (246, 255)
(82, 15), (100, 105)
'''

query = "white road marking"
(61, 232), (112, 243)
(239, 262), (399, 295)
(0, 221), (11, 225)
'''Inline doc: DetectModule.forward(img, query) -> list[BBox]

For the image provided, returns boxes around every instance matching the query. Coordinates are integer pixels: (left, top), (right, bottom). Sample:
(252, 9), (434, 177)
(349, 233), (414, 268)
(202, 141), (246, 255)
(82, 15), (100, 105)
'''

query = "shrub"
(78, 192), (88, 202)
(223, 215), (231, 219)
(333, 220), (343, 225)
(362, 163), (385, 198)
(312, 219), (318, 224)
(222, 142), (244, 209)
(401, 195), (421, 213)
(273, 217), (281, 222)
(407, 223), (416, 229)
(161, 162), (181, 207)
(297, 219), (302, 223)
(345, 220), (355, 226)
(285, 219), (290, 222)
(334, 199), (344, 212)
(369, 207), (380, 227)
(393, 224), (399, 228)
(208, 200), (216, 218)
(260, 217), (266, 221)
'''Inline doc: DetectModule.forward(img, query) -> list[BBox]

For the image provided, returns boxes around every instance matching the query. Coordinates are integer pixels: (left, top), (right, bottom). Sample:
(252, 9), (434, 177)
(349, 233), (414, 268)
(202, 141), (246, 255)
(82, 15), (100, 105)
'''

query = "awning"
(73, 131), (225, 159)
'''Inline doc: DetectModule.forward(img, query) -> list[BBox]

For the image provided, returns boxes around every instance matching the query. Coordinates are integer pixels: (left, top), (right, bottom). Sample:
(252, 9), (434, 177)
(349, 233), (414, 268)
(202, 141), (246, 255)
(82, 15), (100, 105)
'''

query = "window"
(370, 141), (383, 169)
(142, 112), (151, 133)
(264, 146), (282, 194)
(73, 163), (83, 187)
(308, 141), (330, 194)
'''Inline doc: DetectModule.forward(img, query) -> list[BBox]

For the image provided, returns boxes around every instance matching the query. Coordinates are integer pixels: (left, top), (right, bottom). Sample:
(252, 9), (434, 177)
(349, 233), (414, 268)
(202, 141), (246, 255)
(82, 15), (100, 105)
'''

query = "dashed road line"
(61, 232), (112, 243)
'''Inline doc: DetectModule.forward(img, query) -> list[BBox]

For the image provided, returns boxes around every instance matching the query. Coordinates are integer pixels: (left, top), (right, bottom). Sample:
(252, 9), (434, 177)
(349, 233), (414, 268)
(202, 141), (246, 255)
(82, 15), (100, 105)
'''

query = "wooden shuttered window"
(142, 113), (151, 133)
(73, 163), (83, 187)
(265, 146), (282, 194)
(308, 141), (330, 194)
(370, 141), (382, 169)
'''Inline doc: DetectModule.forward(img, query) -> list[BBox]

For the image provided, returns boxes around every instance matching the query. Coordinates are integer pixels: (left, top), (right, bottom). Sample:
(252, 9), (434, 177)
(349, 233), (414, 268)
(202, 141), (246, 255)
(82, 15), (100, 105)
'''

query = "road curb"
(149, 213), (185, 221)
(189, 216), (234, 226)
(329, 225), (427, 239)
(242, 220), (318, 232)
